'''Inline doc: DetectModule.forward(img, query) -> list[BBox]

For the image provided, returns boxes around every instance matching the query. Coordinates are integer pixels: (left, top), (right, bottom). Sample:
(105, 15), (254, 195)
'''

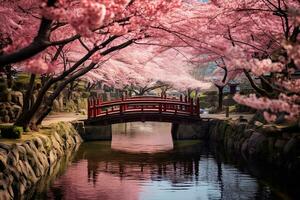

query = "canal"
(29, 122), (297, 200)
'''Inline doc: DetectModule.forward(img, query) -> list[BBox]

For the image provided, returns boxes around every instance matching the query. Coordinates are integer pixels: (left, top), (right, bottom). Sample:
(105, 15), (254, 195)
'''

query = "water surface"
(32, 122), (296, 200)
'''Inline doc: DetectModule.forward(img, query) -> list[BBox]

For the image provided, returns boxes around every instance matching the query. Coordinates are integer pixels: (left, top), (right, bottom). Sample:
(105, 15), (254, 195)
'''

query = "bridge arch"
(85, 95), (202, 125)
(79, 95), (210, 141)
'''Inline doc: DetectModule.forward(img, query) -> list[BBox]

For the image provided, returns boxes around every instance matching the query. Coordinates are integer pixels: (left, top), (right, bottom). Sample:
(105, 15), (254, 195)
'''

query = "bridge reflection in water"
(43, 122), (282, 200)
(111, 122), (173, 153)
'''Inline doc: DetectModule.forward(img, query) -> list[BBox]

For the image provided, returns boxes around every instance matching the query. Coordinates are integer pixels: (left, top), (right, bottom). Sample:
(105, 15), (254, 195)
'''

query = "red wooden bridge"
(85, 95), (202, 125)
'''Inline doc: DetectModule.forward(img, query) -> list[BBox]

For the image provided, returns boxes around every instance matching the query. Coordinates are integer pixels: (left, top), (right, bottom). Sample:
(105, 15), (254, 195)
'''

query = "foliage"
(1, 0), (299, 126)
(0, 125), (23, 139)
(160, 0), (300, 122)
(0, 0), (186, 129)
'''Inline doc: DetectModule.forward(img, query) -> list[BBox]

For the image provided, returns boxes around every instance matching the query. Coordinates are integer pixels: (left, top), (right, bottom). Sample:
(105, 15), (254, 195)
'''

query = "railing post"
(94, 98), (98, 117)
(120, 103), (123, 114)
(184, 96), (187, 103)
(190, 98), (194, 115)
(159, 103), (162, 113)
(97, 98), (101, 116)
(179, 95), (182, 111)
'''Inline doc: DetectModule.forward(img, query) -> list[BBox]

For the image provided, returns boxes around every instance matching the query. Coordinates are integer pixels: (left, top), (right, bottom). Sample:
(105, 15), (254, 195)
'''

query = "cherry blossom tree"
(154, 0), (300, 123)
(0, 0), (183, 130)
(85, 44), (212, 94)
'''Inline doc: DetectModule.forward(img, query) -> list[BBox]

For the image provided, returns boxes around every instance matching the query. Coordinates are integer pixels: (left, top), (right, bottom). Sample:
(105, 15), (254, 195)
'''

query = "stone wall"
(171, 121), (210, 140)
(0, 91), (23, 123)
(0, 122), (82, 199)
(208, 120), (300, 179)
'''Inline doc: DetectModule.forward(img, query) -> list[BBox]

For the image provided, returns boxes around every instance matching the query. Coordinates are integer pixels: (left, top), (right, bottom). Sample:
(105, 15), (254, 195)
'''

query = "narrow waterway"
(30, 122), (296, 200)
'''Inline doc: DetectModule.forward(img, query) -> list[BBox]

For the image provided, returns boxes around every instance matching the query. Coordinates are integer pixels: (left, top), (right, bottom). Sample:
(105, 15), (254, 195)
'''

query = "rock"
(283, 138), (300, 157)
(48, 151), (57, 166)
(52, 99), (60, 112)
(10, 91), (23, 107)
(241, 139), (249, 157)
(9, 167), (20, 181)
(15, 145), (26, 161)
(18, 178), (26, 195)
(0, 152), (7, 171)
(3, 115), (10, 123)
(50, 135), (63, 156)
(23, 161), (38, 183)
(12, 105), (22, 119)
(66, 135), (75, 148)
(0, 144), (11, 153)
(2, 90), (12, 103)
(282, 132), (292, 140)
(58, 95), (64, 110)
(32, 137), (43, 150)
(0, 122), (82, 199)
(7, 151), (18, 167)
(53, 132), (63, 147)
(274, 139), (287, 150)
(0, 179), (8, 190)
(7, 110), (15, 119)
(0, 109), (8, 116)
(0, 190), (11, 200)
(247, 132), (268, 159)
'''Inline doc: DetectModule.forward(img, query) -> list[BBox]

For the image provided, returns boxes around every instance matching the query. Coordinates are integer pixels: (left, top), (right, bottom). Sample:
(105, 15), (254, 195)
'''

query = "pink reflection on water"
(47, 160), (140, 200)
(111, 122), (173, 153)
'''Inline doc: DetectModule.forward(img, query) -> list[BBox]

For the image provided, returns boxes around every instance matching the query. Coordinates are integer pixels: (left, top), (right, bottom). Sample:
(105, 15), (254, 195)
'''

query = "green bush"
(0, 125), (23, 139)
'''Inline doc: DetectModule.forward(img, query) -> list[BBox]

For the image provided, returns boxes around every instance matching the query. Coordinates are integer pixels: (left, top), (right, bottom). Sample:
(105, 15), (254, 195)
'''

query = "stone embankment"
(0, 91), (23, 123)
(0, 122), (82, 199)
(208, 120), (300, 178)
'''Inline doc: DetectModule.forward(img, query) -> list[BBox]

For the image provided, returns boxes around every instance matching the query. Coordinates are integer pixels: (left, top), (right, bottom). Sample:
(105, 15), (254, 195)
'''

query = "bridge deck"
(86, 95), (201, 125)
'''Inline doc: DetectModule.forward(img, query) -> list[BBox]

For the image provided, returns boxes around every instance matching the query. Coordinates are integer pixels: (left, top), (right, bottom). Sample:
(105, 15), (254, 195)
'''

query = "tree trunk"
(5, 65), (13, 89)
(14, 80), (50, 130)
(217, 86), (224, 111)
(35, 105), (52, 127)
(14, 74), (36, 130)
(14, 37), (133, 130)
(243, 70), (271, 98)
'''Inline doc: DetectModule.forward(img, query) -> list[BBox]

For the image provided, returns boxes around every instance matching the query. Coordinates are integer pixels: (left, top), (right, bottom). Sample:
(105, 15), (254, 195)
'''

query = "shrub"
(0, 125), (23, 139)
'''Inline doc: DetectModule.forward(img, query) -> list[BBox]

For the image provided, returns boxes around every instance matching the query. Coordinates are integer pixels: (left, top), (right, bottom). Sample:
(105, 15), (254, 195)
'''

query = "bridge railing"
(87, 95), (200, 119)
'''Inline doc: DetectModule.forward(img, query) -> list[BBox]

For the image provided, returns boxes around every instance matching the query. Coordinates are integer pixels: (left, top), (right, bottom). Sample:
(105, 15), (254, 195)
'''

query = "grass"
(0, 125), (53, 145)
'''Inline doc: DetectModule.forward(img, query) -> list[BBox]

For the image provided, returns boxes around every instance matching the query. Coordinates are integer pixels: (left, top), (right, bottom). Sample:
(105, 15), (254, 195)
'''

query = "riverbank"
(0, 116), (299, 199)
(208, 119), (300, 180)
(0, 122), (82, 199)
